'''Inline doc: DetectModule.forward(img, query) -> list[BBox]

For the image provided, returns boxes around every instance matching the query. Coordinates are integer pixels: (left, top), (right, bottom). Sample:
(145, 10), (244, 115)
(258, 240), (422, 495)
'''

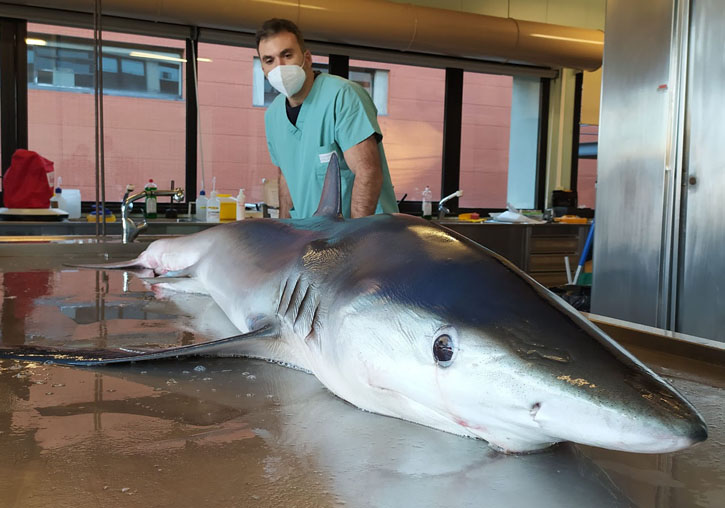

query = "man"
(257, 18), (398, 219)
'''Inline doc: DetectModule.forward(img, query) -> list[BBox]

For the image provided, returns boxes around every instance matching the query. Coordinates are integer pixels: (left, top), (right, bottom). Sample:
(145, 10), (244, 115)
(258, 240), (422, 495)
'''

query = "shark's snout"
(528, 384), (708, 453)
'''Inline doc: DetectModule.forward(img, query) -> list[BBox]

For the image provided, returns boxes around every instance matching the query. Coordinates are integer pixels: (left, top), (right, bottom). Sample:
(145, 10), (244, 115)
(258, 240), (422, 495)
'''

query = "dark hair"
(255, 18), (306, 52)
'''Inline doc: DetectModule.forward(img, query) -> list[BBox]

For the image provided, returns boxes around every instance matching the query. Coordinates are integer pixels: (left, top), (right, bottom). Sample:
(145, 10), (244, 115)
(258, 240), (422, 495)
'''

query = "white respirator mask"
(267, 64), (306, 98)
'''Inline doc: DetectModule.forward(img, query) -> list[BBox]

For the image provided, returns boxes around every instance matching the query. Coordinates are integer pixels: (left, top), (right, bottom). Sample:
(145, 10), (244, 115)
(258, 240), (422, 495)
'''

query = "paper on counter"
(489, 204), (546, 224)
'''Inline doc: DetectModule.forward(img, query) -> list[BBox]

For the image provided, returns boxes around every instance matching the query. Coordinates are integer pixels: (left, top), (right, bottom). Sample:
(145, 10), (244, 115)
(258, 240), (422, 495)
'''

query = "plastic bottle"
(63, 190), (81, 218)
(50, 177), (62, 209)
(422, 186), (433, 219)
(206, 190), (220, 223)
(235, 188), (246, 221)
(144, 179), (158, 219)
(196, 189), (208, 221)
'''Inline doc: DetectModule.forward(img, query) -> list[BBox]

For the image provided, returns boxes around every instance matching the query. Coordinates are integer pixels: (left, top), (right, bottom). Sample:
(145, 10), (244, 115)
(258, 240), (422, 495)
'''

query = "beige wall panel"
(545, 0), (606, 30)
(460, 0), (509, 17)
(508, 0), (548, 21)
(402, 0), (606, 29)
(581, 68), (602, 125)
(391, 0), (460, 9)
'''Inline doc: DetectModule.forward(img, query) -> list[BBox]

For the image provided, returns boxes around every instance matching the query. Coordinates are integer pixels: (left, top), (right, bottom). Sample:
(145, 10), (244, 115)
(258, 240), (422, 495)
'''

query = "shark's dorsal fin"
(313, 152), (342, 218)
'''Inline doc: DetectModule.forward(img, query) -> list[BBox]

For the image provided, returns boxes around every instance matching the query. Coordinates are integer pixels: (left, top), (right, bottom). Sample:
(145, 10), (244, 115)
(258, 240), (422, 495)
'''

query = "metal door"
(676, 0), (725, 339)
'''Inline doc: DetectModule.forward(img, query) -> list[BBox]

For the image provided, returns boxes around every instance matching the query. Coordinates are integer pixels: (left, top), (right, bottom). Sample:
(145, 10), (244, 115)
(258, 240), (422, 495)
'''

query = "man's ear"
(303, 49), (313, 68)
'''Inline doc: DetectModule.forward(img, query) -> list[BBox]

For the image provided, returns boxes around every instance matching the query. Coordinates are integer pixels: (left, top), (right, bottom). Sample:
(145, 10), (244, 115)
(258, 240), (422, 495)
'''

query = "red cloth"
(3, 149), (54, 208)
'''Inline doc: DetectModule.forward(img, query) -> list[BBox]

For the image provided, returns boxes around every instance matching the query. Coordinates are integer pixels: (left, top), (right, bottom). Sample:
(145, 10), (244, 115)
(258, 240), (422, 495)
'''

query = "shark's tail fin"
(313, 152), (342, 218)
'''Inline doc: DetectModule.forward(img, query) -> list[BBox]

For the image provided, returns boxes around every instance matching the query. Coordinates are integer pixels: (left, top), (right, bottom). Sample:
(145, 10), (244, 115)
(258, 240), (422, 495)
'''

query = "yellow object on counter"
(457, 212), (486, 223)
(217, 194), (237, 221)
(554, 215), (588, 224)
(86, 213), (116, 222)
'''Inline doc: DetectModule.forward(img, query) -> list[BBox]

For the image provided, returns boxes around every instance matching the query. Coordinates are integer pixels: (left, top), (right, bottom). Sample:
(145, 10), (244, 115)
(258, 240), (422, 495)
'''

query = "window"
(252, 57), (388, 114)
(195, 43), (279, 202)
(27, 32), (183, 100)
(27, 24), (187, 202)
(459, 72), (513, 209)
(349, 59), (444, 203)
(459, 73), (543, 210)
(577, 124), (598, 208)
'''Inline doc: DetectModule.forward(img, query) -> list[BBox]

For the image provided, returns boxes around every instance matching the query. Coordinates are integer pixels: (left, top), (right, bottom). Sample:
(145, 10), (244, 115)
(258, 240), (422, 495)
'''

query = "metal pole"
(93, 0), (106, 237)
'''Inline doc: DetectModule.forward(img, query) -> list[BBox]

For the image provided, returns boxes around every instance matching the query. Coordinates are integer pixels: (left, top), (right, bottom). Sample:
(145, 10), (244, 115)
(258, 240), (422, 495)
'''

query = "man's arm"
(344, 135), (383, 218)
(278, 169), (293, 219)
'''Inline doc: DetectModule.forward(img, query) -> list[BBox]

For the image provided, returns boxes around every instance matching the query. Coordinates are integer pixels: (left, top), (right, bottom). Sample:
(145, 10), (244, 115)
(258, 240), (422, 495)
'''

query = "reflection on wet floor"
(0, 358), (632, 508)
(0, 257), (723, 507)
(0, 267), (230, 352)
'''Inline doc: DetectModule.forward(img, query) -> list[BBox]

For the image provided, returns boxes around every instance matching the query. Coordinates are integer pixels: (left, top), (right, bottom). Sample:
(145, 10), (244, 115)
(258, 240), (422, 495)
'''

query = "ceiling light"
(529, 34), (603, 45)
(129, 51), (186, 62)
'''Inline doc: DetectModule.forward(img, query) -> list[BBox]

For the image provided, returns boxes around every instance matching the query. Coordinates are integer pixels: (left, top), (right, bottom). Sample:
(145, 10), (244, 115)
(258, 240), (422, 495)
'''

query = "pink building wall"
(461, 73), (512, 208)
(27, 24), (515, 208)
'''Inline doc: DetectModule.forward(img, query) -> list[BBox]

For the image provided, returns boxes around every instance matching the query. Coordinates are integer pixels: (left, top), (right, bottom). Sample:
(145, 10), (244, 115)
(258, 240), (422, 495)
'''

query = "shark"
(2, 155), (707, 454)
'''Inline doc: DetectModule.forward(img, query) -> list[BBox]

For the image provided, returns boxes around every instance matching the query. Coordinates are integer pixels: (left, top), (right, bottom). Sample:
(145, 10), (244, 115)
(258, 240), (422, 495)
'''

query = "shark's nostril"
(530, 402), (541, 419)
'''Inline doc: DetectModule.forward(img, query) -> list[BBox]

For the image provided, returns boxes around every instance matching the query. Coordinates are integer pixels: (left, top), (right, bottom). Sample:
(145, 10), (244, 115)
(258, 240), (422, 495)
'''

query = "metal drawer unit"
(525, 225), (586, 286)
(440, 221), (589, 287)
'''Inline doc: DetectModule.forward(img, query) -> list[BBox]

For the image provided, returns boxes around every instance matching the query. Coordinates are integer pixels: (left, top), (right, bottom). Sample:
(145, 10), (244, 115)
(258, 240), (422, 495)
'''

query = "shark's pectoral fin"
(0, 324), (278, 366)
(64, 261), (154, 277)
(142, 276), (209, 295)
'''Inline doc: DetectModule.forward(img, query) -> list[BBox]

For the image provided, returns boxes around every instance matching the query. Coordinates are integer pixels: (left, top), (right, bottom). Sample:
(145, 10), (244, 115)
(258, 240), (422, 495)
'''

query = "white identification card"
(319, 151), (334, 164)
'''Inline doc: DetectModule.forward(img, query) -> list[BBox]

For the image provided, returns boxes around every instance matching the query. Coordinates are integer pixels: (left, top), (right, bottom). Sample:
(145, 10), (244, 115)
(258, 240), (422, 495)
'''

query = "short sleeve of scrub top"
(333, 84), (383, 152)
(265, 121), (279, 167)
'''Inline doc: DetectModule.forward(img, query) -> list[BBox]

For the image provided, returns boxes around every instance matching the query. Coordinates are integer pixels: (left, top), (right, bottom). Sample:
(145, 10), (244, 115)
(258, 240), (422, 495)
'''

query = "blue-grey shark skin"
(2, 156), (707, 454)
(153, 212), (704, 453)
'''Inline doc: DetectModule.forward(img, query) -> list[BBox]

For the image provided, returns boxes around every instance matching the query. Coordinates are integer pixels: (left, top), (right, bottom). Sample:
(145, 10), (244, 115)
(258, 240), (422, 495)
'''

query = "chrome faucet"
(121, 184), (184, 243)
(438, 190), (463, 220)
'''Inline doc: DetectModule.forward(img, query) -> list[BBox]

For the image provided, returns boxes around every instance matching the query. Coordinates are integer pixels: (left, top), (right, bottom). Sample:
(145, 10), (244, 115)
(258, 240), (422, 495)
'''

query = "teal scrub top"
(265, 73), (399, 219)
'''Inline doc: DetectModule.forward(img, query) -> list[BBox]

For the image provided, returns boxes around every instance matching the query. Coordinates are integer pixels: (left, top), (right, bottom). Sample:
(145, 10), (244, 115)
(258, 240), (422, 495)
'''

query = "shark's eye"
(433, 334), (455, 367)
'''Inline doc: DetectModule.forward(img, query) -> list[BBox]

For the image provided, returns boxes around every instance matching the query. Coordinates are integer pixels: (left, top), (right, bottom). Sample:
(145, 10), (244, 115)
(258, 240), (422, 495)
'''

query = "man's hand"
(344, 135), (383, 218)
(278, 169), (293, 219)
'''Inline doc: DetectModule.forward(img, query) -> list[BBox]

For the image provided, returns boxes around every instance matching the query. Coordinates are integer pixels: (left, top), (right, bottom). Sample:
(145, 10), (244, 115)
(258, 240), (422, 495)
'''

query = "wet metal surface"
(0, 248), (723, 507)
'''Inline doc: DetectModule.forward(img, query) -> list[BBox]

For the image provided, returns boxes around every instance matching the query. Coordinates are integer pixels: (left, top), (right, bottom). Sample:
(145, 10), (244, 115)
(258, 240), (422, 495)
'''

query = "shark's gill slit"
(286, 276), (303, 316)
(277, 278), (290, 314)
(293, 284), (311, 324)
(305, 301), (321, 341)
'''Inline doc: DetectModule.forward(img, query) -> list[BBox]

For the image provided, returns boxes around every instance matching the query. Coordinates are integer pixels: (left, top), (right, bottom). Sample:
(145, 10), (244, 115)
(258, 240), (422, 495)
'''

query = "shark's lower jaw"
(342, 381), (556, 452)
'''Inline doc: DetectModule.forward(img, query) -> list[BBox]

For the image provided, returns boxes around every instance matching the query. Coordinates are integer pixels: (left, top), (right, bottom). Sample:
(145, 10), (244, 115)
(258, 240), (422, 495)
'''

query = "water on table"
(0, 256), (723, 507)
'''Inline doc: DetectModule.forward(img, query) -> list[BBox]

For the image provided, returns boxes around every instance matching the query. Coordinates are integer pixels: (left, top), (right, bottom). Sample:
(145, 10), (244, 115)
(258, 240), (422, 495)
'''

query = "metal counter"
(0, 242), (721, 507)
(1, 218), (589, 287)
(0, 218), (215, 237)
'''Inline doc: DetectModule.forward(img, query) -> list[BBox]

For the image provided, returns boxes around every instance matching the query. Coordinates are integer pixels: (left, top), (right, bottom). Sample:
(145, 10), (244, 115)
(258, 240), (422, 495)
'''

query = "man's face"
(258, 31), (311, 75)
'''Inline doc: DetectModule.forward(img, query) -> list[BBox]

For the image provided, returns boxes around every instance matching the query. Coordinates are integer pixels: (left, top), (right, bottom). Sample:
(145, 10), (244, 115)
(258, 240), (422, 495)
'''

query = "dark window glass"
(102, 56), (118, 72)
(27, 32), (183, 100)
(121, 58), (144, 76)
